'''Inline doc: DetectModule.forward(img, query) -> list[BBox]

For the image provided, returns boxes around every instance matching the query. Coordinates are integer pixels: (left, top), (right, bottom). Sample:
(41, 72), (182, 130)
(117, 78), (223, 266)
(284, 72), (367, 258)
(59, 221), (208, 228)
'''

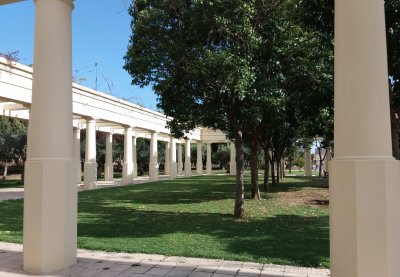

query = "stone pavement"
(0, 242), (330, 277)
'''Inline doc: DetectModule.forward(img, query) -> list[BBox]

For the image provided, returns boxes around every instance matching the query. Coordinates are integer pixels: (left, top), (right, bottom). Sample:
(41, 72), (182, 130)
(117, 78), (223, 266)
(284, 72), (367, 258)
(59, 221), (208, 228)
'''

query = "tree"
(124, 0), (334, 217)
(385, 0), (400, 158)
(125, 0), (271, 218)
(0, 117), (27, 180)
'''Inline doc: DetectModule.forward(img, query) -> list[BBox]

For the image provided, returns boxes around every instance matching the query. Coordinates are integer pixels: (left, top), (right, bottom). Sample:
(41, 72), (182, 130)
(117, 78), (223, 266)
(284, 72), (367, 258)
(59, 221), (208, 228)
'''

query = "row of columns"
(74, 121), (236, 189)
(22, 0), (400, 275)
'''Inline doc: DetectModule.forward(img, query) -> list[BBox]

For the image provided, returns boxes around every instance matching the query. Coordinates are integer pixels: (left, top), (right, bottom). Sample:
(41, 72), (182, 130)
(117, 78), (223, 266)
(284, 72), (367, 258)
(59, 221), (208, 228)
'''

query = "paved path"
(0, 242), (330, 277)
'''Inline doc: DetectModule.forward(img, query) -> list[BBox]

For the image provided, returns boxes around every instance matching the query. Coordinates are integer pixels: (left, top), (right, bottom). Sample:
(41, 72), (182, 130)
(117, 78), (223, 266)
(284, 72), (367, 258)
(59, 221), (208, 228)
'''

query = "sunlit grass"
(0, 174), (329, 267)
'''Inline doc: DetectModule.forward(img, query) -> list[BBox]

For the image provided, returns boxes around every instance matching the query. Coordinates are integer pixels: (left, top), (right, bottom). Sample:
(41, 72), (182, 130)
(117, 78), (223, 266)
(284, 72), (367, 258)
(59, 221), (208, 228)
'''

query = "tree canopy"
(124, 0), (334, 217)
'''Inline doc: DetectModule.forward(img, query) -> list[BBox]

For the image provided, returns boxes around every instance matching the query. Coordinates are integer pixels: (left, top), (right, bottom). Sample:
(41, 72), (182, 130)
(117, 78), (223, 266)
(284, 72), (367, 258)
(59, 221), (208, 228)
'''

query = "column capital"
(34, 0), (74, 9)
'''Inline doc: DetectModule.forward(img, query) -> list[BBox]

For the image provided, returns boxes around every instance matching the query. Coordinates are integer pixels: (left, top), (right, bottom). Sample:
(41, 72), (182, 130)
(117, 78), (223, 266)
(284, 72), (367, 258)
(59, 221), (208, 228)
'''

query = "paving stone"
(195, 265), (219, 273)
(0, 241), (330, 277)
(188, 271), (213, 277)
(124, 265), (153, 274)
(236, 267), (262, 276)
(215, 266), (238, 275)
(260, 272), (284, 277)
(144, 266), (173, 276)
(211, 273), (236, 277)
(283, 273), (307, 277)
(165, 268), (193, 277)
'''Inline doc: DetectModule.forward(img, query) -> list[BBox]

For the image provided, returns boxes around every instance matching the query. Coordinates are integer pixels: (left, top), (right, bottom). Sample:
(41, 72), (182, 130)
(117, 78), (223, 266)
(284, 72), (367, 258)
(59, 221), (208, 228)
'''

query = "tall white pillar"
(122, 126), (133, 185)
(331, 1), (400, 276)
(177, 144), (183, 175)
(170, 138), (177, 179)
(206, 143), (212, 174)
(23, 0), (76, 273)
(73, 127), (81, 183)
(304, 148), (312, 176)
(229, 142), (236, 175)
(164, 141), (170, 175)
(132, 136), (137, 178)
(184, 140), (192, 177)
(196, 142), (203, 175)
(104, 132), (113, 182)
(84, 119), (97, 189)
(149, 132), (159, 181)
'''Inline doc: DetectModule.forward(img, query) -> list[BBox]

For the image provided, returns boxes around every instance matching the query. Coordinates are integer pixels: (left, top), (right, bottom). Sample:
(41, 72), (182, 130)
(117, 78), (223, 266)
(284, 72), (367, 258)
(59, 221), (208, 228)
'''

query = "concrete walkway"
(0, 242), (330, 277)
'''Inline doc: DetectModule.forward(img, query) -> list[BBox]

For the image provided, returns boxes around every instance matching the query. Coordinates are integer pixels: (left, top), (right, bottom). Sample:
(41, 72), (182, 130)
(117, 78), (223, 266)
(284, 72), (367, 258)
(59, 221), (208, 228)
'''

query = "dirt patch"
(278, 188), (329, 208)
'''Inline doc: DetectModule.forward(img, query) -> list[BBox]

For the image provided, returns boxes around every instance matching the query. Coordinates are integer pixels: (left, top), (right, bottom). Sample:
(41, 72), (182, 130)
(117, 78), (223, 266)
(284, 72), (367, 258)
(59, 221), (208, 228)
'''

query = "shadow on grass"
(0, 175), (329, 267)
(0, 180), (23, 189)
(76, 207), (329, 267)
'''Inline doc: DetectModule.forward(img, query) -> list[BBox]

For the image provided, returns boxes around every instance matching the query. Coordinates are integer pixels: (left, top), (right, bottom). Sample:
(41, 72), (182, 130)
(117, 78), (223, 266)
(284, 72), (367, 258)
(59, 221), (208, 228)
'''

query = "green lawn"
(0, 175), (329, 267)
(0, 179), (23, 189)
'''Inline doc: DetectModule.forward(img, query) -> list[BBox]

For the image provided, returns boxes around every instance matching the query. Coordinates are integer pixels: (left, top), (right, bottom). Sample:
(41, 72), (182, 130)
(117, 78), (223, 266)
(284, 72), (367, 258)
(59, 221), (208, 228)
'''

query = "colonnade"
(74, 120), (236, 189)
(16, 0), (400, 275)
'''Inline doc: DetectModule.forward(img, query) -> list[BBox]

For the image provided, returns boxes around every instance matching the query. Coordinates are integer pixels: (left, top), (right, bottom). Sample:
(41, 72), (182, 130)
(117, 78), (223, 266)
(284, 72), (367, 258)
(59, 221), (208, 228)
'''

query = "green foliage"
(0, 117), (27, 163)
(124, 0), (266, 136)
(0, 175), (329, 267)
(386, 0), (400, 109)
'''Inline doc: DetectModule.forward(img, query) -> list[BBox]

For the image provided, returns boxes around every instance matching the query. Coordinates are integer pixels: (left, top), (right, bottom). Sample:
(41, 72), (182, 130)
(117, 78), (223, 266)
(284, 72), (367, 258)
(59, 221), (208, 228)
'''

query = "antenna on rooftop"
(94, 62), (98, 90)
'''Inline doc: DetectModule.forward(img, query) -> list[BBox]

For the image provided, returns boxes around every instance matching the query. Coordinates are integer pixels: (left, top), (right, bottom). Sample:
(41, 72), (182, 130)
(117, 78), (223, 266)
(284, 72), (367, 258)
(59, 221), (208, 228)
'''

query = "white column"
(206, 143), (212, 174)
(73, 127), (81, 183)
(23, 0), (76, 273)
(177, 144), (183, 175)
(164, 141), (170, 175)
(170, 138), (177, 179)
(84, 119), (97, 189)
(122, 126), (133, 185)
(196, 142), (203, 175)
(149, 132), (159, 181)
(304, 148), (312, 176)
(331, 1), (400, 276)
(184, 139), (192, 177)
(132, 136), (137, 178)
(104, 132), (113, 182)
(229, 142), (236, 175)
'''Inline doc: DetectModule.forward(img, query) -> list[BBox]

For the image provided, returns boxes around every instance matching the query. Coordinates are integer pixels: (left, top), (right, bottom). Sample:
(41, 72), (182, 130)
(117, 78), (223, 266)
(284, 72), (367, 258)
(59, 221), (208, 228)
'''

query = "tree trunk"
(288, 160), (292, 174)
(389, 83), (399, 159)
(318, 148), (323, 177)
(263, 148), (270, 191)
(2, 165), (8, 180)
(270, 158), (276, 185)
(234, 129), (245, 219)
(276, 159), (280, 184)
(250, 131), (261, 199)
(281, 158), (285, 179)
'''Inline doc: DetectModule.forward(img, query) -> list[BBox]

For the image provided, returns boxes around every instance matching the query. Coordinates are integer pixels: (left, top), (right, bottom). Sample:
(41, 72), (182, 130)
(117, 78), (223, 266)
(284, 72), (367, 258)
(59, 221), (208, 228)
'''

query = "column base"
(170, 162), (177, 179)
(133, 162), (138, 178)
(76, 161), (82, 183)
(104, 162), (113, 182)
(122, 162), (133, 185)
(23, 159), (77, 273)
(84, 162), (97, 189)
(185, 161), (192, 177)
(330, 158), (400, 277)
(196, 162), (203, 176)
(230, 162), (236, 175)
(149, 162), (159, 181)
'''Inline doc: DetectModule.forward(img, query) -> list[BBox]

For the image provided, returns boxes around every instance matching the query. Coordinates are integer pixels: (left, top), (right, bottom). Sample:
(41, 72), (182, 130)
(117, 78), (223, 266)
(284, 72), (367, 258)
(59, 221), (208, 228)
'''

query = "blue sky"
(0, 0), (158, 110)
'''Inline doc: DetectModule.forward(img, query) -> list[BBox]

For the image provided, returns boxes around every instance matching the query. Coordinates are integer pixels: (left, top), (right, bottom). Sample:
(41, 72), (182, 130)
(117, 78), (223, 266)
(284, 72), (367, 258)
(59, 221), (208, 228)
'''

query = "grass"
(0, 174), (329, 268)
(0, 179), (23, 189)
